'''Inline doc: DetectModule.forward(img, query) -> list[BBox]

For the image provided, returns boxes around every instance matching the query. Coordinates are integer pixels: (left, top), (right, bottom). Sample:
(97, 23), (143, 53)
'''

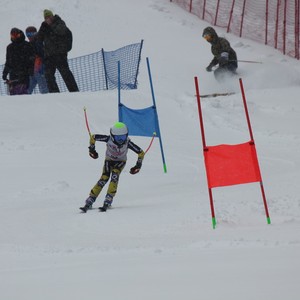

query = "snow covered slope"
(0, 1), (299, 299)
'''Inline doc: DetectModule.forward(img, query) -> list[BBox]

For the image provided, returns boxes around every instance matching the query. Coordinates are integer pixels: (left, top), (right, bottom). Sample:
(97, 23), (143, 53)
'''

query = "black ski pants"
(44, 54), (79, 93)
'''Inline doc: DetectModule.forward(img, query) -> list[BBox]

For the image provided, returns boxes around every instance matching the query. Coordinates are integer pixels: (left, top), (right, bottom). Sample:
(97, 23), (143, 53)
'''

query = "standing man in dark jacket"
(37, 9), (79, 93)
(202, 26), (238, 81)
(2, 28), (35, 95)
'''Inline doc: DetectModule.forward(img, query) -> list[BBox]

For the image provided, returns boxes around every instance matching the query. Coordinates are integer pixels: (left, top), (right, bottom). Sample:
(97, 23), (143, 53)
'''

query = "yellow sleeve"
(137, 150), (145, 165)
(90, 134), (96, 145)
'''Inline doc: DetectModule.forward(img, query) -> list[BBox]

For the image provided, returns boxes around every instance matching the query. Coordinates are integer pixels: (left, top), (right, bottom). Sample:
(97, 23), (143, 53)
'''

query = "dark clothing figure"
(203, 26), (238, 81)
(37, 9), (79, 93)
(25, 26), (48, 94)
(2, 28), (35, 95)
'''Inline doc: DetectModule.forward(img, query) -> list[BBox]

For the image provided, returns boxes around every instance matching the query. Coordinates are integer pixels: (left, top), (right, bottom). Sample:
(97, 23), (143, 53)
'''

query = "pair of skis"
(200, 92), (235, 98)
(80, 205), (109, 213)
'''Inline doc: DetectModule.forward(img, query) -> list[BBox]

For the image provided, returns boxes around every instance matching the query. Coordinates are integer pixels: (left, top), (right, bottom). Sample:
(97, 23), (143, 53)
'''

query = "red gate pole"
(214, 0), (221, 26)
(194, 76), (217, 229)
(227, 0), (235, 33)
(239, 78), (254, 142)
(275, 0), (280, 49)
(194, 77), (207, 148)
(295, 0), (299, 60)
(239, 78), (271, 224)
(202, 0), (206, 20)
(239, 0), (247, 37)
(295, 0), (299, 59)
(283, 0), (287, 55)
(265, 0), (269, 45)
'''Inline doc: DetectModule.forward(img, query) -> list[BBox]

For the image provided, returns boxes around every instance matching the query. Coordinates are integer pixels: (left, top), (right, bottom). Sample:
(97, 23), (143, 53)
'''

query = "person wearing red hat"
(2, 28), (35, 95)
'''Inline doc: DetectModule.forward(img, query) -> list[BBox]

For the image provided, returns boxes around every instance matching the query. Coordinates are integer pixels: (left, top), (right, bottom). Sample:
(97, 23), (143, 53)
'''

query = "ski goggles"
(26, 32), (37, 38)
(114, 134), (127, 144)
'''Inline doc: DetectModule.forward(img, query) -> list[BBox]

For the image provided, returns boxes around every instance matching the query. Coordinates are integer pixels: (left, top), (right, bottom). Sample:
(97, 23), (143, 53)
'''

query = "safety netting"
(0, 40), (143, 95)
(171, 0), (300, 59)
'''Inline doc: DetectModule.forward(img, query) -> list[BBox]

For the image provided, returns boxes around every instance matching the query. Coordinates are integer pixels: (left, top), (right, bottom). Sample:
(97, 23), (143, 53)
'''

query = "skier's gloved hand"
(89, 151), (98, 159)
(130, 166), (140, 174)
(130, 162), (142, 175)
(206, 65), (213, 72)
(88, 145), (98, 159)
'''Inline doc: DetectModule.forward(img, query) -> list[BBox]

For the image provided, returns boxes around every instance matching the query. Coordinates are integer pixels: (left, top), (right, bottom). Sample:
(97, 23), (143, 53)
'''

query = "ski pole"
(237, 59), (262, 64)
(145, 132), (156, 155)
(83, 107), (92, 138)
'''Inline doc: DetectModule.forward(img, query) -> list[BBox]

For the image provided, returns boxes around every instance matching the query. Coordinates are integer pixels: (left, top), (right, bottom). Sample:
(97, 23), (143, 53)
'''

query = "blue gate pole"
(118, 61), (122, 121)
(146, 57), (167, 173)
(102, 48), (109, 90)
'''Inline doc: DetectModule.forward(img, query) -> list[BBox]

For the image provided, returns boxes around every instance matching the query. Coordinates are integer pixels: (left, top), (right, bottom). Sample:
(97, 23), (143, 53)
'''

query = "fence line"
(0, 40), (143, 96)
(170, 0), (300, 59)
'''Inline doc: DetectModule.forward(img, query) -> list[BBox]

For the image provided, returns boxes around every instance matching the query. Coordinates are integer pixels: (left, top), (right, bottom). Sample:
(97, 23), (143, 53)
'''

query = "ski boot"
(79, 196), (95, 213)
(99, 196), (113, 212)
(99, 203), (109, 212)
(79, 205), (90, 213)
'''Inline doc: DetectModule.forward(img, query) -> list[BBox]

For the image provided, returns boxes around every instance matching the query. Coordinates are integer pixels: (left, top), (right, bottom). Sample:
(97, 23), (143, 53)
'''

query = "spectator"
(25, 26), (48, 94)
(2, 28), (35, 95)
(37, 9), (79, 93)
(202, 26), (238, 82)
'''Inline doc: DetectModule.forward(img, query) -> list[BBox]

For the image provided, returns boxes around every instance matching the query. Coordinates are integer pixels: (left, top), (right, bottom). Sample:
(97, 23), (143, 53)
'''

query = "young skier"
(80, 122), (145, 212)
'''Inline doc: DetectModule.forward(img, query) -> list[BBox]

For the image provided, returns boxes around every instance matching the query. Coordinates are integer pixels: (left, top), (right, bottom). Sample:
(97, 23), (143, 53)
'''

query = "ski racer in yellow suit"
(80, 122), (145, 212)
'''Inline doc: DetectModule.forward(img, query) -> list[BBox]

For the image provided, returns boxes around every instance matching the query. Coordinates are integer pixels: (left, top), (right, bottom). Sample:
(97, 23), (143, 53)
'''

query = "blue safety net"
(104, 43), (143, 90)
(0, 40), (143, 95)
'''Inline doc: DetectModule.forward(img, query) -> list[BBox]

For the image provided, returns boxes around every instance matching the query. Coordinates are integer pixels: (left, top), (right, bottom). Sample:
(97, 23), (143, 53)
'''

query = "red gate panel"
(204, 141), (262, 188)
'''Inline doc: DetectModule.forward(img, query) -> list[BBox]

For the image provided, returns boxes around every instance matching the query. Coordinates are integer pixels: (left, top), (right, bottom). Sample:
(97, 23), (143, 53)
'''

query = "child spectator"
(25, 26), (48, 94)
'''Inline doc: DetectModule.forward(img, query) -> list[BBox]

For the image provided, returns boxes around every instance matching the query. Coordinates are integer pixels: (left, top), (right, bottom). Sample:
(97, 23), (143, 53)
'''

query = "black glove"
(130, 162), (142, 174)
(206, 65), (213, 72)
(2, 74), (7, 81)
(88, 145), (98, 159)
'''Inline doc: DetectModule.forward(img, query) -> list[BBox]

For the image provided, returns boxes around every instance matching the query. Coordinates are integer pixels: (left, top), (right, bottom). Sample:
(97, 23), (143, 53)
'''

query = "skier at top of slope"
(80, 122), (145, 213)
(202, 26), (238, 82)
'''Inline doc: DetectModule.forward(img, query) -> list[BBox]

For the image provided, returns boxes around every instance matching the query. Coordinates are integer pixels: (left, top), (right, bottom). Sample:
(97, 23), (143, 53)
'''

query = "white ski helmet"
(110, 122), (128, 145)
